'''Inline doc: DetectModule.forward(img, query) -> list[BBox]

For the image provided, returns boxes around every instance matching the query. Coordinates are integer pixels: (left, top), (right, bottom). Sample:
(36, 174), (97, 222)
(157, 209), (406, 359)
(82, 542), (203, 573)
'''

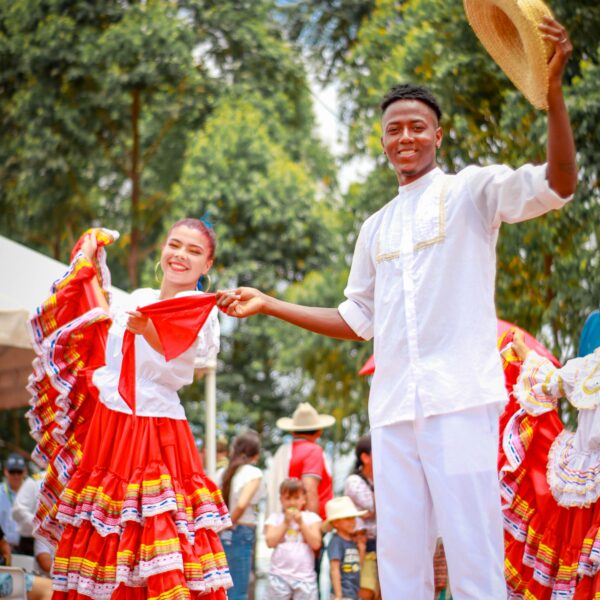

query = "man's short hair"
(380, 83), (442, 121)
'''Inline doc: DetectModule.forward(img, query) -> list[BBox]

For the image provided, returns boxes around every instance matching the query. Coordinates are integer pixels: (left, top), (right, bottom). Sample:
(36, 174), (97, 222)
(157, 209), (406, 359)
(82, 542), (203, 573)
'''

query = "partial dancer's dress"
(499, 333), (600, 599)
(26, 230), (232, 599)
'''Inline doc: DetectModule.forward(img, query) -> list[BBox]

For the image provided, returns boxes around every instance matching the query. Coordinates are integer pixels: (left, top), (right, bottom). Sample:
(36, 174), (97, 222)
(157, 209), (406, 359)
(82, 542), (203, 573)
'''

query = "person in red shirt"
(277, 403), (335, 521)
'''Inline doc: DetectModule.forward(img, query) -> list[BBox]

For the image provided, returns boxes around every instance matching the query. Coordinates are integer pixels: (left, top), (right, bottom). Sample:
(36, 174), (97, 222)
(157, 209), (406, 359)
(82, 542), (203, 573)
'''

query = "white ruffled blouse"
(92, 288), (220, 420)
(513, 348), (600, 507)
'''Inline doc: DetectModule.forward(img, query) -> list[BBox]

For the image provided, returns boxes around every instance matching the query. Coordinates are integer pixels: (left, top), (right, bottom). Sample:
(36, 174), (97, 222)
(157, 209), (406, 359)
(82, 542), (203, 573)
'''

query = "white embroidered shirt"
(338, 164), (572, 428)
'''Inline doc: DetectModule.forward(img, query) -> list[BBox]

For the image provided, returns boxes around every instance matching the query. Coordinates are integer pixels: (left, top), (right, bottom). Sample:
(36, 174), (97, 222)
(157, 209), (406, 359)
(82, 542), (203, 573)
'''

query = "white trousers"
(371, 401), (506, 600)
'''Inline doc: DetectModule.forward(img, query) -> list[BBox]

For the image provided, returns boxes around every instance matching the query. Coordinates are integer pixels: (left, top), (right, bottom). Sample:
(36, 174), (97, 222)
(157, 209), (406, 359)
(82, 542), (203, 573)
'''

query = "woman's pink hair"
(167, 218), (216, 259)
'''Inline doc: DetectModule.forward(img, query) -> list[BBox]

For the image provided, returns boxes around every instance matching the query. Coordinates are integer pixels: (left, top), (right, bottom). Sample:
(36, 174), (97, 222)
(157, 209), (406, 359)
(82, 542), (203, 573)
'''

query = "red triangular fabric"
(118, 294), (217, 413)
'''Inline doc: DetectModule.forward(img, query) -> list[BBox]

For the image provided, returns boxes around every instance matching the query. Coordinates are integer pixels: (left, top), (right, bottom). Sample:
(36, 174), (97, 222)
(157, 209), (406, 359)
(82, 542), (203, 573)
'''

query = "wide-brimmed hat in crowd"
(325, 496), (368, 524)
(276, 402), (335, 432)
(464, 0), (555, 110)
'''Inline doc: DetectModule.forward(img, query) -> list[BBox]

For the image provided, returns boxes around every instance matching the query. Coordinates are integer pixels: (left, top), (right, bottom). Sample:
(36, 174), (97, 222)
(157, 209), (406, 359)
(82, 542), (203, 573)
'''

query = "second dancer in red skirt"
(27, 220), (232, 599)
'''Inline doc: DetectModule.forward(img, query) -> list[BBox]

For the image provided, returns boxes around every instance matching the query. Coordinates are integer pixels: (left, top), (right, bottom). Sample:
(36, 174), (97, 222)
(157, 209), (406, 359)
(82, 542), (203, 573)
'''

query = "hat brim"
(325, 509), (369, 524)
(276, 414), (336, 432)
(464, 0), (554, 110)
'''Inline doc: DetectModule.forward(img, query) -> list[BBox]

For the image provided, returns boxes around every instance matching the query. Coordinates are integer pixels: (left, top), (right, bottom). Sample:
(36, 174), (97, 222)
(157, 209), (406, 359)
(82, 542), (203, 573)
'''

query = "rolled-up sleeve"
(338, 223), (375, 340)
(466, 163), (574, 229)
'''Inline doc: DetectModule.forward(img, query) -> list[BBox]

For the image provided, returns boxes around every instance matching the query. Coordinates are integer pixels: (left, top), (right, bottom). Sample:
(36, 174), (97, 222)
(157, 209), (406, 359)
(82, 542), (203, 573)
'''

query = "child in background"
(264, 478), (322, 599)
(326, 496), (367, 600)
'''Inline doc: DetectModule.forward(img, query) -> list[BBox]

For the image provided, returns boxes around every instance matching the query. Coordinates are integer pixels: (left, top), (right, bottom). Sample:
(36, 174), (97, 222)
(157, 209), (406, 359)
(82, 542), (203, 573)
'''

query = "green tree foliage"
(298, 0), (599, 360)
(166, 94), (338, 447)
(0, 1), (210, 285)
(281, 0), (376, 80)
(0, 0), (341, 449)
(0, 0), (332, 288)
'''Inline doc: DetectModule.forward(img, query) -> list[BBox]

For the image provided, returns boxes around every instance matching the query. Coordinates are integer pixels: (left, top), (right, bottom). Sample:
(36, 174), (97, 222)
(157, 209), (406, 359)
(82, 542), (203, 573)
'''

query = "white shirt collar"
(397, 166), (443, 196)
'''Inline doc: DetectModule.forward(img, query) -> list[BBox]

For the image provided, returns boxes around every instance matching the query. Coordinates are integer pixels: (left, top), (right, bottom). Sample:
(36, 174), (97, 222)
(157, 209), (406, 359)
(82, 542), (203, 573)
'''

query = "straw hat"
(325, 496), (368, 524)
(463, 0), (554, 110)
(276, 402), (335, 432)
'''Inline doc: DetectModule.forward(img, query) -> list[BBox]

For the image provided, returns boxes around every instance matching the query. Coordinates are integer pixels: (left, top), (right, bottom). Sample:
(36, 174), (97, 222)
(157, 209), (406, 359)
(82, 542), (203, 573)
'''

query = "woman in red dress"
(499, 329), (600, 599)
(27, 220), (232, 599)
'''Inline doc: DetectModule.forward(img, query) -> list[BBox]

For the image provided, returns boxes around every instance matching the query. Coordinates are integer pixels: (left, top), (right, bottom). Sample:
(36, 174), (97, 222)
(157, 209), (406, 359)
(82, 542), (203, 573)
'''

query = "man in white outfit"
(216, 16), (576, 599)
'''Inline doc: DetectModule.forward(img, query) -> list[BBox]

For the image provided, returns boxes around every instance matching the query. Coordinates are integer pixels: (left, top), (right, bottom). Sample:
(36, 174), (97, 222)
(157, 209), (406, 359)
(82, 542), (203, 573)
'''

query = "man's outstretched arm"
(540, 16), (577, 198)
(216, 287), (364, 341)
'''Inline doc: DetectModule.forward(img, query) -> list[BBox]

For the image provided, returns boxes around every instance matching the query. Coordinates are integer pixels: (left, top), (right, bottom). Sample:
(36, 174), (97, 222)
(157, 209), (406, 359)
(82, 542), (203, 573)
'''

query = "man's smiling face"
(381, 99), (443, 186)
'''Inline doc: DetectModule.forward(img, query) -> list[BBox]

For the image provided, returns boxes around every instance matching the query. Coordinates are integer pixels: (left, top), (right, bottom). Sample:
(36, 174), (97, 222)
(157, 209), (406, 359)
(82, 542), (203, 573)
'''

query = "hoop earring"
(197, 273), (212, 292)
(154, 261), (163, 283)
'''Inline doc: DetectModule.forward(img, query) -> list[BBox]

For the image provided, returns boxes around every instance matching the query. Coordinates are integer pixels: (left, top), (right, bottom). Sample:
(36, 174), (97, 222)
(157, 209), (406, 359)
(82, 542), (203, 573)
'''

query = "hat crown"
(292, 403), (321, 429)
(325, 495), (366, 522)
(276, 402), (335, 432)
(464, 0), (554, 110)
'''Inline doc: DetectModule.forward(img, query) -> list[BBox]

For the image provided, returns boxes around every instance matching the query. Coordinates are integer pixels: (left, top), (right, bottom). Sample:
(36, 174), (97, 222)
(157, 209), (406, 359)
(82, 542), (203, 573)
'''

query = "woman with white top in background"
(217, 431), (263, 600)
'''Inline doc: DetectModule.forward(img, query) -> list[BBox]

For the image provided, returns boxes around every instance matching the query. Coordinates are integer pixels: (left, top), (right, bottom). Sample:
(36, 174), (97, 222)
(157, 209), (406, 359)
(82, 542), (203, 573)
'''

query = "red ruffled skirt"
(499, 337), (600, 599)
(52, 402), (230, 599)
(27, 248), (231, 599)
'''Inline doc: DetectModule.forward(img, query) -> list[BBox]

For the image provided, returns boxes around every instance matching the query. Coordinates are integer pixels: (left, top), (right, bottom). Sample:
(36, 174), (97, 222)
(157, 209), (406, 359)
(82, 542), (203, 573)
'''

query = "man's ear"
(435, 126), (443, 149)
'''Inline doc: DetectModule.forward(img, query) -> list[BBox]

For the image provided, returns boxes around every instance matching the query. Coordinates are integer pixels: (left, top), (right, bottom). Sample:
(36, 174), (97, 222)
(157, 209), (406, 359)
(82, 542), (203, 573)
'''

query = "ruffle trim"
(506, 505), (600, 597)
(27, 308), (110, 463)
(52, 516), (232, 598)
(500, 409), (534, 509)
(53, 557), (232, 599)
(513, 352), (559, 416)
(502, 409), (533, 473)
(56, 463), (231, 541)
(53, 576), (233, 600)
(548, 431), (600, 508)
(34, 435), (84, 546)
(566, 348), (600, 411)
(28, 254), (99, 352)
(26, 248), (111, 471)
(27, 295), (109, 547)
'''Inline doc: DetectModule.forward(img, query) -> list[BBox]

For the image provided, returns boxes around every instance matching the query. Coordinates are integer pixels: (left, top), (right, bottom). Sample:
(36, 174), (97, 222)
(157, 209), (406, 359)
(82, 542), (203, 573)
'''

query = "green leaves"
(4, 0), (598, 444)
(287, 0), (600, 427)
(168, 93), (342, 444)
(0, 0), (343, 444)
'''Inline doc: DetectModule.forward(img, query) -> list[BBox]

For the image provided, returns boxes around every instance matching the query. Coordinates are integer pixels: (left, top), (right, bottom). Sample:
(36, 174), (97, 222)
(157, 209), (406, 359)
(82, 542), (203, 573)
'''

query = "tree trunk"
(128, 88), (142, 287)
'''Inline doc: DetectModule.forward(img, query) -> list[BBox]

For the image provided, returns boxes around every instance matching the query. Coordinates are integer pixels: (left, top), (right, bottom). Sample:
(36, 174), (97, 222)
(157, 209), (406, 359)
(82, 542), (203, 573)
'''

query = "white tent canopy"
(0, 235), (129, 410)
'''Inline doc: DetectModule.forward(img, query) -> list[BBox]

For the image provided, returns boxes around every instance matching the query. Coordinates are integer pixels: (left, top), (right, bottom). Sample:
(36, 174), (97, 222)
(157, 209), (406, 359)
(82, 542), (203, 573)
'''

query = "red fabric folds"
(118, 294), (217, 413)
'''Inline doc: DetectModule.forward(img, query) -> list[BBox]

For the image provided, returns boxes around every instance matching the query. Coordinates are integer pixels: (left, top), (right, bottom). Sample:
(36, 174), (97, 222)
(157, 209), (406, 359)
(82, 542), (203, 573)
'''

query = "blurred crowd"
(210, 402), (451, 600)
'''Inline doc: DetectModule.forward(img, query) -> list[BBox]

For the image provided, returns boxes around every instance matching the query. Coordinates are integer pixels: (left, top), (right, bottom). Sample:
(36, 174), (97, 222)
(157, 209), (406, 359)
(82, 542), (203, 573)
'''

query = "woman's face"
(160, 225), (213, 291)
